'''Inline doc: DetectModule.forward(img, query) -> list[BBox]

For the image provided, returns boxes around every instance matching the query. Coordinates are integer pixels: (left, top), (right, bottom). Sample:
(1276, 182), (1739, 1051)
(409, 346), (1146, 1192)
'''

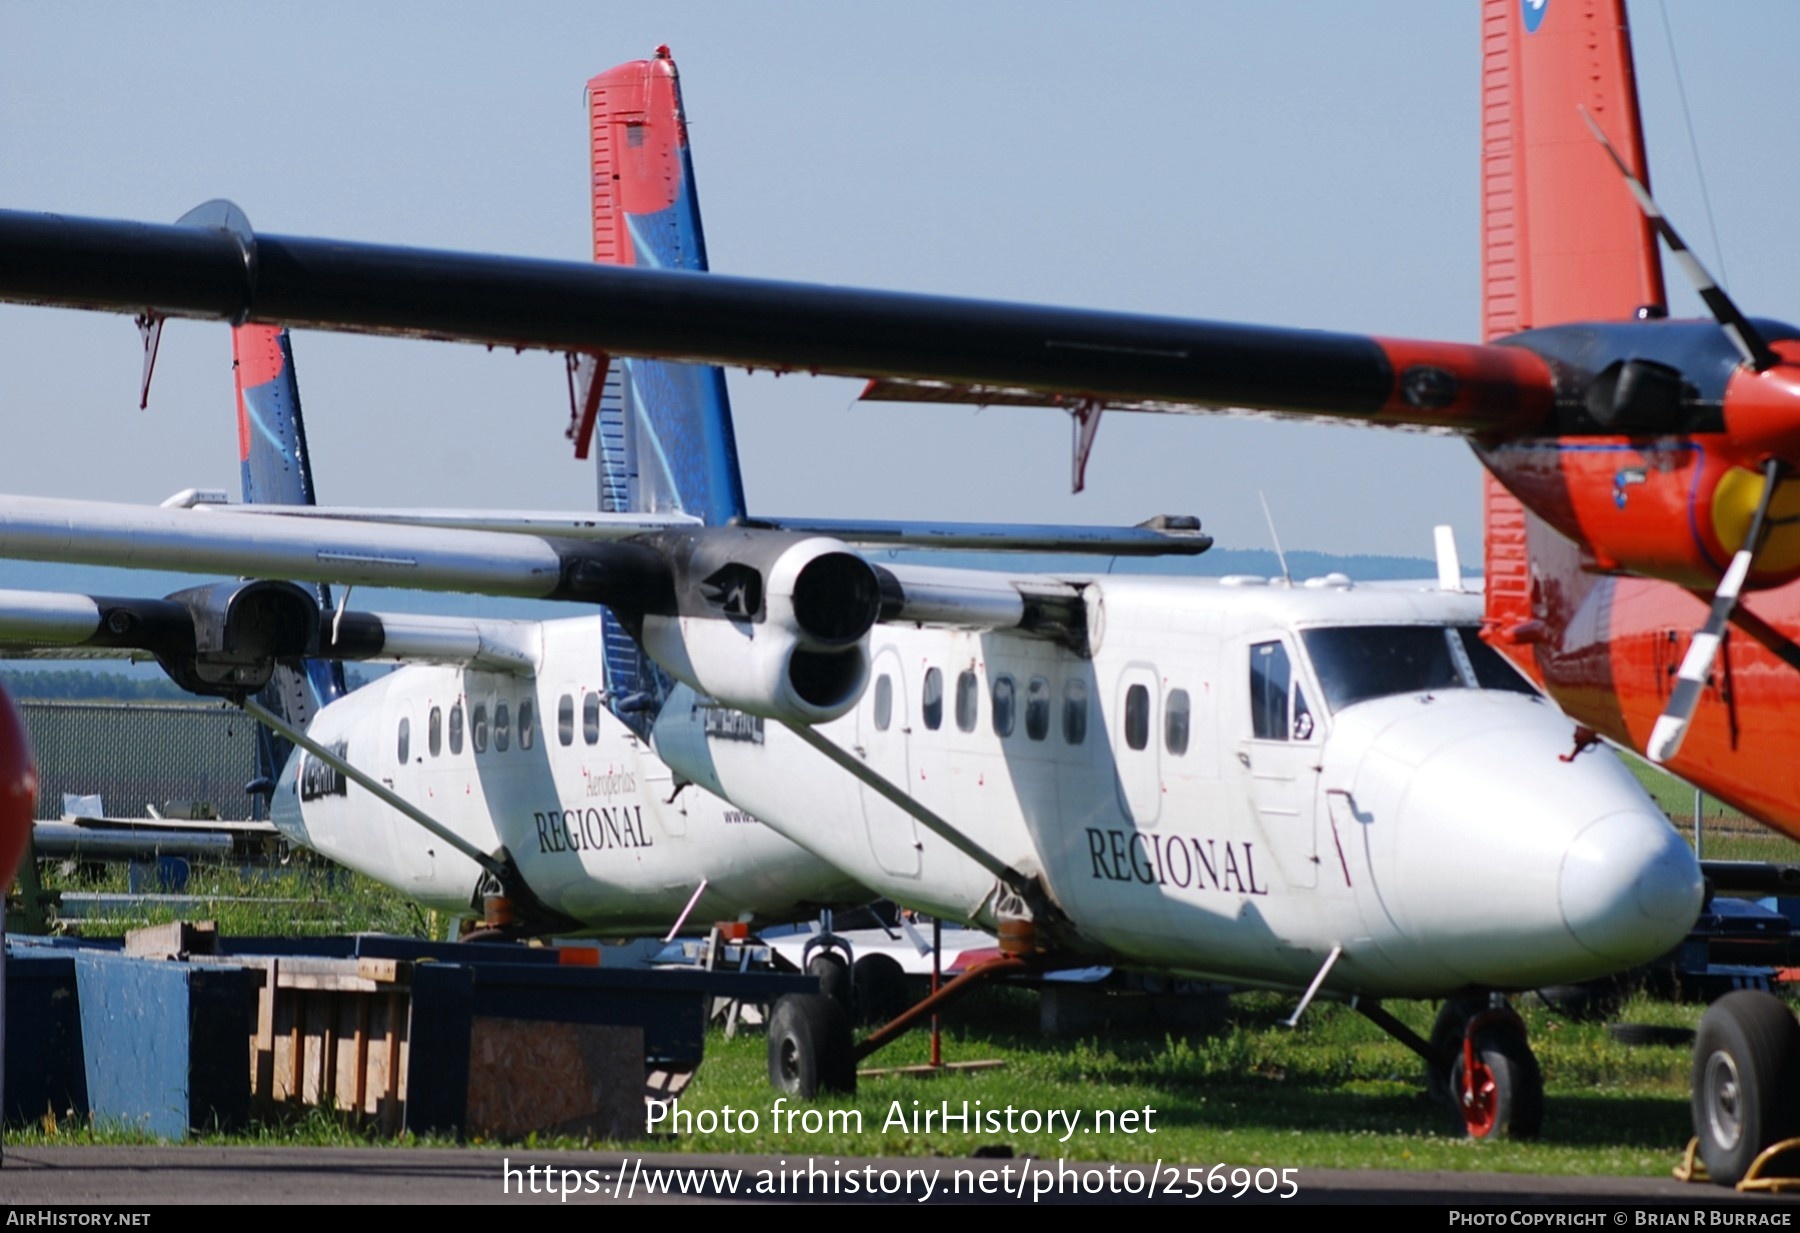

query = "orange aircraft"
(0, 0), (1792, 1186)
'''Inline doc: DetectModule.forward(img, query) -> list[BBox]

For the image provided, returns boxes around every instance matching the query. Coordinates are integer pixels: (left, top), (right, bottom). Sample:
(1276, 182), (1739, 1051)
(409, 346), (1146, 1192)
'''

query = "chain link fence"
(20, 701), (262, 822)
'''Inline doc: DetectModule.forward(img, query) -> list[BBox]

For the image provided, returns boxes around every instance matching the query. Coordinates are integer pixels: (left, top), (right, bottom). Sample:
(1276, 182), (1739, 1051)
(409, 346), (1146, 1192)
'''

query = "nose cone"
(1332, 692), (1701, 991)
(1561, 810), (1704, 964)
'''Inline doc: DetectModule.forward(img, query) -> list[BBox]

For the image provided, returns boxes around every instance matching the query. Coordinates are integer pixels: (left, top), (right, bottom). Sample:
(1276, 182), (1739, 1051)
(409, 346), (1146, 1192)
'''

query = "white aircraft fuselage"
(269, 615), (868, 933)
(270, 570), (1702, 1002)
(655, 573), (1702, 999)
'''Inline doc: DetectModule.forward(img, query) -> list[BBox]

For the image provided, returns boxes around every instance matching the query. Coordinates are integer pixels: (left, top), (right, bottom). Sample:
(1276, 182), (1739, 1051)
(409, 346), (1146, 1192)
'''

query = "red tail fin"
(1480, 0), (1665, 340)
(1480, 0), (1668, 663)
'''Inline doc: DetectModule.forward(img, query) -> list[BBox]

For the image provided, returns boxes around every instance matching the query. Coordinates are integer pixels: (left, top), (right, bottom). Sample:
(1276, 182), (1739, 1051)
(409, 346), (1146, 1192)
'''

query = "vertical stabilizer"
(233, 325), (347, 804)
(586, 48), (747, 526)
(587, 49), (745, 725)
(1480, 0), (1666, 340)
(1479, 0), (1666, 670)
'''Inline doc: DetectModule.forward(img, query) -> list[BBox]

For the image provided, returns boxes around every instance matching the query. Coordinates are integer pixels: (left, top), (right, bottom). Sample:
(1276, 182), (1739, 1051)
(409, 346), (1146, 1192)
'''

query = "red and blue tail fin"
(234, 324), (325, 508)
(233, 324), (347, 797)
(587, 49), (745, 723)
(586, 48), (746, 527)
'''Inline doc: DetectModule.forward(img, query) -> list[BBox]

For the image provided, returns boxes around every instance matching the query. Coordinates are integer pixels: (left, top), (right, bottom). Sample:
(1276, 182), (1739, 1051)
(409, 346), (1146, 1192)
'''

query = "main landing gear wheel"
(1691, 990), (1800, 1186)
(851, 952), (909, 1026)
(808, 951), (853, 1019)
(767, 993), (856, 1099)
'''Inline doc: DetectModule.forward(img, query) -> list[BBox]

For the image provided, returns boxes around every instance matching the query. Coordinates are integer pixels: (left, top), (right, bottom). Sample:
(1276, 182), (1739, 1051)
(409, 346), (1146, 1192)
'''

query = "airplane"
(0, 38), (1715, 1147)
(0, 1), (1772, 1181)
(214, 61), (883, 938)
(229, 322), (876, 939)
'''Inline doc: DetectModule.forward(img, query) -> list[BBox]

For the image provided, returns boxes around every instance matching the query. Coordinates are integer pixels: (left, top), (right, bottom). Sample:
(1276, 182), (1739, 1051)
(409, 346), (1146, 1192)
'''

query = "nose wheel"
(1423, 997), (1544, 1139)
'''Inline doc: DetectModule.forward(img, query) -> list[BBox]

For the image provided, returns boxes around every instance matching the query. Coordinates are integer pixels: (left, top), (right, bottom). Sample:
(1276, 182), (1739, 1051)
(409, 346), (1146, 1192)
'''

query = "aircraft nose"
(1335, 693), (1702, 990)
(1560, 810), (1703, 964)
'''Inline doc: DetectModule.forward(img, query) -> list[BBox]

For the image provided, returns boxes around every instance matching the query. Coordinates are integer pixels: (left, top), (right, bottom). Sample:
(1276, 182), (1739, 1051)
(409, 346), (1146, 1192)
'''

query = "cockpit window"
(1456, 628), (1537, 694)
(1300, 625), (1534, 712)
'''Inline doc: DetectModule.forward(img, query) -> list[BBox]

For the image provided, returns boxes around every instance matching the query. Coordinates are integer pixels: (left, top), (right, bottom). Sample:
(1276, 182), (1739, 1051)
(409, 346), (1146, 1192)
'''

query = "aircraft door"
(1235, 638), (1319, 889)
(857, 647), (922, 878)
(382, 689), (438, 888)
(1114, 665), (1161, 827)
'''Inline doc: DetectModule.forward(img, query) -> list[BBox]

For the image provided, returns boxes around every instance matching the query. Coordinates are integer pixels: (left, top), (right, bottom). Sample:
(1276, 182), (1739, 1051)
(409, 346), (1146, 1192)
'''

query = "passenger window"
(1165, 689), (1191, 756)
(1025, 676), (1050, 741)
(449, 702), (465, 755)
(1250, 641), (1291, 741)
(874, 674), (893, 731)
(583, 692), (602, 745)
(494, 702), (510, 752)
(558, 694), (574, 746)
(472, 703), (489, 754)
(518, 699), (535, 751)
(1124, 684), (1149, 752)
(397, 716), (411, 764)
(922, 667), (943, 730)
(955, 670), (979, 733)
(992, 675), (1016, 738)
(428, 706), (442, 758)
(1063, 679), (1088, 745)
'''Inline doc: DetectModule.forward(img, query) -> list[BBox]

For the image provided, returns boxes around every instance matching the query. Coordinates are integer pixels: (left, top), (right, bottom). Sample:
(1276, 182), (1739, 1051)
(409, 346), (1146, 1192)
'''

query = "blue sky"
(1, 2), (1793, 559)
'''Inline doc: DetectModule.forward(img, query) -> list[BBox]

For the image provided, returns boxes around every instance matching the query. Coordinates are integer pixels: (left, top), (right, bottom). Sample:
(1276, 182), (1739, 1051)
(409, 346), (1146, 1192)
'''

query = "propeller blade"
(1648, 459), (1784, 763)
(1579, 108), (1778, 373)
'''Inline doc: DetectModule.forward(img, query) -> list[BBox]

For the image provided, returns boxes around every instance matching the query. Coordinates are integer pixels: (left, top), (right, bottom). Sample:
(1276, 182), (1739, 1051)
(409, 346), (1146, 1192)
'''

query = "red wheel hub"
(1461, 1035), (1499, 1138)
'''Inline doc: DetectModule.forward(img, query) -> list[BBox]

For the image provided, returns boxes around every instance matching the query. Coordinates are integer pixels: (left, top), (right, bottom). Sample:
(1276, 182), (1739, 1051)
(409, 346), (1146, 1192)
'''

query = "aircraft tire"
(1425, 996), (1484, 1107)
(809, 952), (853, 1017)
(767, 993), (856, 1099)
(851, 952), (909, 1026)
(1691, 990), (1800, 1186)
(1448, 1026), (1543, 1140)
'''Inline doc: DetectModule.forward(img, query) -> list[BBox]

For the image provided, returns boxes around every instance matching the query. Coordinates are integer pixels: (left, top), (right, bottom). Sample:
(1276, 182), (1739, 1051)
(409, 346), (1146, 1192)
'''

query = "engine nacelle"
(91, 579), (321, 699)
(633, 533), (880, 724)
(1494, 321), (1800, 591)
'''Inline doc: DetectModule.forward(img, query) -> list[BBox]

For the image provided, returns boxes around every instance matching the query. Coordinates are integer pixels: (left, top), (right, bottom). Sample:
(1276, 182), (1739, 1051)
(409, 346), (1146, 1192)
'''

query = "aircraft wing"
(210, 502), (1211, 556)
(0, 494), (1115, 713)
(0, 208), (1558, 436)
(0, 586), (543, 675)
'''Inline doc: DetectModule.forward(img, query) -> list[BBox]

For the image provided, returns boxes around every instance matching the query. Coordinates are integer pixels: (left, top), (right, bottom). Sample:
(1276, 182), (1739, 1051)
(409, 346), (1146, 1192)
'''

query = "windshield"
(1299, 625), (1534, 712)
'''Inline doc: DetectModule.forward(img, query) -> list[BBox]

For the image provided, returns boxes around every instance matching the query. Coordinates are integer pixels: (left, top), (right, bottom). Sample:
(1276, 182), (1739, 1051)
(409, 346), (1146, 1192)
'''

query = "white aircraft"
(0, 50), (1705, 1140)
(227, 322), (871, 937)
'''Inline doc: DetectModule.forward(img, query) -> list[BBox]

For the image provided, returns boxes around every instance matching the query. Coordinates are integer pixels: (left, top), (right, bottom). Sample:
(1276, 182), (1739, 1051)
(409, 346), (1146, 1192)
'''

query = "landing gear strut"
(1360, 994), (1544, 1139)
(764, 941), (1039, 1100)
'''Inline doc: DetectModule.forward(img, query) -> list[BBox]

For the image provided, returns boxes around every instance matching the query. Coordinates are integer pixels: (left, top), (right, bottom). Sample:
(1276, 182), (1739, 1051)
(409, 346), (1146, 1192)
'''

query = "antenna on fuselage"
(1259, 491), (1292, 586)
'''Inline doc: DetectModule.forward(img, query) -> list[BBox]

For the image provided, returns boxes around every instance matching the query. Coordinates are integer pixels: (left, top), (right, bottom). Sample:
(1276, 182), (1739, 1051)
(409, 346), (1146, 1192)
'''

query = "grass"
(25, 859), (431, 938)
(1622, 753), (1800, 864)
(634, 987), (1707, 1175)
(3, 856), (1777, 1175)
(6, 975), (1731, 1177)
